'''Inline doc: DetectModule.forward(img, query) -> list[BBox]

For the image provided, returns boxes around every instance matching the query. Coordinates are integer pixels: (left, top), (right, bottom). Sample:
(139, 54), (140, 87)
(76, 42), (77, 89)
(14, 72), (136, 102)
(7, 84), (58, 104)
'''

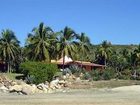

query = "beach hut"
(51, 56), (104, 71)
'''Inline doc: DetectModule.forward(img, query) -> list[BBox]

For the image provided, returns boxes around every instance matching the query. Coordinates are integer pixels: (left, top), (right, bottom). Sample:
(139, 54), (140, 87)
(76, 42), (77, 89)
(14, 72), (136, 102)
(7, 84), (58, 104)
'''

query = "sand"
(0, 85), (140, 105)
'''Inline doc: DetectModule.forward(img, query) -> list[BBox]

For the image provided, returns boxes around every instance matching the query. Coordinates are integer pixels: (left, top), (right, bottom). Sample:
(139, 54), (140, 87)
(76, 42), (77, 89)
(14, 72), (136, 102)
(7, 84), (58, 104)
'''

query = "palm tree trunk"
(62, 50), (65, 71)
(7, 60), (12, 73)
(133, 61), (137, 80)
(81, 49), (84, 68)
(7, 62), (10, 73)
(104, 58), (106, 69)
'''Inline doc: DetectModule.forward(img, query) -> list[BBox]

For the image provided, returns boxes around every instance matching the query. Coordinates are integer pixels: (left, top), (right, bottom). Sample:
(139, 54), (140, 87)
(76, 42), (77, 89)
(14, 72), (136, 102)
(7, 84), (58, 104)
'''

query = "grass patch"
(91, 80), (140, 88)
(70, 79), (140, 89)
(0, 73), (23, 81)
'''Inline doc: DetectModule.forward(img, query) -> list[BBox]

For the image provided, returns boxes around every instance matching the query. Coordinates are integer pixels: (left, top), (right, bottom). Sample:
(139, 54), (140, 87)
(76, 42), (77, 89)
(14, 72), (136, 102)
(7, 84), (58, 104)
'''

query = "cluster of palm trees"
(95, 41), (140, 77)
(0, 23), (91, 72)
(0, 30), (20, 72)
(0, 22), (140, 75)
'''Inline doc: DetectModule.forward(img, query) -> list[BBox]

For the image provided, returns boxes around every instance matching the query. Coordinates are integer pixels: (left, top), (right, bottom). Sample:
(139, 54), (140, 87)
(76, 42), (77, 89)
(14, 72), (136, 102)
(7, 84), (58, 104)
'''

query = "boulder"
(67, 74), (76, 81)
(76, 77), (81, 81)
(9, 83), (48, 95)
(10, 81), (18, 86)
(59, 80), (67, 87)
(0, 75), (7, 83)
(16, 80), (27, 85)
(0, 85), (9, 92)
(37, 83), (49, 90)
(50, 79), (61, 89)
(9, 85), (22, 92)
(62, 75), (67, 80)
(21, 84), (37, 95)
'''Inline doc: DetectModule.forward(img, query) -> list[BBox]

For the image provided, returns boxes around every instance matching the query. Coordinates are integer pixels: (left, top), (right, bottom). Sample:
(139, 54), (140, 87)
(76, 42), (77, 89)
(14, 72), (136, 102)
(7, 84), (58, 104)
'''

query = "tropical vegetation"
(0, 22), (140, 82)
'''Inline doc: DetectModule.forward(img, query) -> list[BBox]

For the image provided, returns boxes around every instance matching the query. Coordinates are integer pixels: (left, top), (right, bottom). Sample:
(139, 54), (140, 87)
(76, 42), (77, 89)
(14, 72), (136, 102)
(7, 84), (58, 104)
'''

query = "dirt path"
(0, 86), (140, 105)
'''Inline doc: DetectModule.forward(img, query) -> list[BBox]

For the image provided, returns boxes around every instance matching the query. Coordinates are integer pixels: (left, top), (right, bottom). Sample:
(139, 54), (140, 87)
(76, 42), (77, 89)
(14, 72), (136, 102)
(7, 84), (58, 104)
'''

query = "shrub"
(69, 65), (85, 76)
(119, 69), (131, 80)
(86, 68), (115, 81)
(92, 70), (101, 81)
(102, 71), (111, 80)
(83, 72), (92, 80)
(20, 61), (58, 84)
(62, 68), (72, 75)
(102, 68), (115, 80)
(131, 68), (140, 80)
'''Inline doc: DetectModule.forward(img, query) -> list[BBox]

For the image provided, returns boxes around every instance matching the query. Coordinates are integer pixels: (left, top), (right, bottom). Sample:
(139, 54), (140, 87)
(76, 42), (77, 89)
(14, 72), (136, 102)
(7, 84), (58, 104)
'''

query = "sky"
(0, 0), (140, 46)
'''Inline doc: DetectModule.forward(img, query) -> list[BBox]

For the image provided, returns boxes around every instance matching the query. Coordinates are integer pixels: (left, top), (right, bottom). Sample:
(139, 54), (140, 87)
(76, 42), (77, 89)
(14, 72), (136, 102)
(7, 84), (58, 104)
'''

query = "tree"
(96, 40), (112, 66)
(25, 22), (54, 62)
(76, 32), (91, 66)
(0, 29), (20, 73)
(131, 45), (140, 67)
(48, 32), (61, 60)
(128, 45), (140, 79)
(57, 26), (77, 70)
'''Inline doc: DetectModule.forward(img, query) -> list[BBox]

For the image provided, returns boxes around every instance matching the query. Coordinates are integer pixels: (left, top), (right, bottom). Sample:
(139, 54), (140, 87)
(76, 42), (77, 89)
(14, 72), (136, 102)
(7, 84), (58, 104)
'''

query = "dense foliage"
(0, 22), (140, 81)
(20, 62), (58, 84)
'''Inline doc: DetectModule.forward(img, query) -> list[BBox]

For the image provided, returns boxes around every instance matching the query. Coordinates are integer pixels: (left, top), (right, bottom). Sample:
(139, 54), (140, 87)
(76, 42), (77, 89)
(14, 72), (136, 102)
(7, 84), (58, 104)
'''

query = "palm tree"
(97, 40), (112, 67)
(76, 33), (91, 66)
(25, 22), (54, 62)
(0, 29), (20, 73)
(48, 32), (61, 60)
(129, 45), (140, 79)
(131, 44), (140, 68)
(57, 26), (77, 70)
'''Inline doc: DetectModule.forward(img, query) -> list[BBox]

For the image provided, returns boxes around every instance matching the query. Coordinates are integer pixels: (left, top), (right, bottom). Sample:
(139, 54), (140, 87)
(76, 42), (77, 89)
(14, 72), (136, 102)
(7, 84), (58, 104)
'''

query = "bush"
(92, 70), (101, 81)
(131, 68), (140, 80)
(62, 68), (72, 75)
(20, 62), (58, 84)
(83, 72), (92, 80)
(69, 65), (85, 76)
(86, 68), (115, 81)
(103, 68), (115, 80)
(102, 71), (111, 80)
(119, 69), (131, 80)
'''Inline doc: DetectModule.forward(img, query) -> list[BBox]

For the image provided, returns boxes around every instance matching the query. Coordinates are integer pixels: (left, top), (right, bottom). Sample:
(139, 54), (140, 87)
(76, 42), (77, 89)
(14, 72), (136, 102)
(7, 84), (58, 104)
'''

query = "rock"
(65, 81), (72, 87)
(16, 80), (26, 85)
(9, 83), (48, 95)
(35, 88), (44, 93)
(9, 85), (22, 92)
(50, 79), (61, 89)
(76, 77), (81, 81)
(37, 83), (49, 90)
(3, 81), (12, 88)
(68, 74), (76, 80)
(31, 84), (39, 93)
(45, 81), (49, 85)
(0, 75), (7, 83)
(79, 73), (84, 79)
(0, 85), (9, 92)
(66, 73), (70, 78)
(21, 84), (37, 95)
(37, 83), (44, 90)
(11, 81), (18, 86)
(59, 80), (67, 87)
(59, 80), (65, 84)
(63, 75), (67, 80)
